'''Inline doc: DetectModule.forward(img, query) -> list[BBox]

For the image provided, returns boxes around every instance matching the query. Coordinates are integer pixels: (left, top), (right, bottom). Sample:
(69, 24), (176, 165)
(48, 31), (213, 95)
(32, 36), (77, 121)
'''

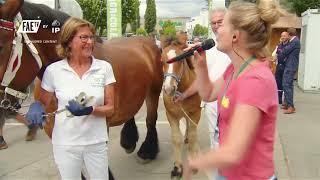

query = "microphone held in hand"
(166, 39), (215, 64)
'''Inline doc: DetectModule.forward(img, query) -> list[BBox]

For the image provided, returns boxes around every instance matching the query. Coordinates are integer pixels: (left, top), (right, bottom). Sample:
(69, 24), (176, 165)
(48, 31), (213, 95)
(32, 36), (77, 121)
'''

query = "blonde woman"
(183, 0), (282, 179)
(26, 17), (115, 179)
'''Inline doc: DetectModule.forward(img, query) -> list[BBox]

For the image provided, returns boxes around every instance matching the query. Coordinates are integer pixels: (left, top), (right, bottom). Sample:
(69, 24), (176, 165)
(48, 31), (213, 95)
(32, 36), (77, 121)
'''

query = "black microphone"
(166, 38), (215, 64)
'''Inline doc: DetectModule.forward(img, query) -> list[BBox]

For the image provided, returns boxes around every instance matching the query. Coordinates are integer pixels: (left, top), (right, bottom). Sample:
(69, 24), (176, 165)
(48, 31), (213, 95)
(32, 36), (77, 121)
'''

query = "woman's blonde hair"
(228, 0), (284, 58)
(56, 17), (96, 58)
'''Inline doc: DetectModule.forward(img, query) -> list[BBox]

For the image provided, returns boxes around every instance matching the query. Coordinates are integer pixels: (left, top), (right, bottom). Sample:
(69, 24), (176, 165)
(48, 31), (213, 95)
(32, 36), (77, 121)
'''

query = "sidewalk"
(275, 85), (320, 180)
(1, 85), (319, 180)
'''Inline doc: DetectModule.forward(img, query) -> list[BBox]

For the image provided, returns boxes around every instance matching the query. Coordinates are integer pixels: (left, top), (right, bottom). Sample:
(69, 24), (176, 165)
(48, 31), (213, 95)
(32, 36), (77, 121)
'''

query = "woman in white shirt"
(26, 17), (115, 180)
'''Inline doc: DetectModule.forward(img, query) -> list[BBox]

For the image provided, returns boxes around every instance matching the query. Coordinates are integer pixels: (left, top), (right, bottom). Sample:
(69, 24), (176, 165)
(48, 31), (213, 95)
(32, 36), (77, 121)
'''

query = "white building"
(186, 8), (208, 38)
(298, 9), (320, 92)
(212, 0), (227, 8)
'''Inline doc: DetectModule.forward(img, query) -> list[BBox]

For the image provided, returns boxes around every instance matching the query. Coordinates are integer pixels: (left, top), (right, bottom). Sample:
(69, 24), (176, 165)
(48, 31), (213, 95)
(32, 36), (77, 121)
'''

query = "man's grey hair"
(209, 8), (227, 17)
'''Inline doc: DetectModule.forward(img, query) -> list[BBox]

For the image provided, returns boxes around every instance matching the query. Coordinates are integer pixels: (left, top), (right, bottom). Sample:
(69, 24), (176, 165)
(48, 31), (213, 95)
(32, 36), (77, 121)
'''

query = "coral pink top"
(217, 62), (278, 180)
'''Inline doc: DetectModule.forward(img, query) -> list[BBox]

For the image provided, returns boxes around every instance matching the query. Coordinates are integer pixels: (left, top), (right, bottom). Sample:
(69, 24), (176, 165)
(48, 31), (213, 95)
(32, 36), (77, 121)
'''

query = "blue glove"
(26, 101), (46, 128)
(66, 100), (93, 116)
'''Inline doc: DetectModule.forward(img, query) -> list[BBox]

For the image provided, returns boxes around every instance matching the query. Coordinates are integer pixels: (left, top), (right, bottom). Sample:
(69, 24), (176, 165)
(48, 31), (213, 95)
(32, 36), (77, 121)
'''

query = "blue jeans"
(215, 173), (277, 180)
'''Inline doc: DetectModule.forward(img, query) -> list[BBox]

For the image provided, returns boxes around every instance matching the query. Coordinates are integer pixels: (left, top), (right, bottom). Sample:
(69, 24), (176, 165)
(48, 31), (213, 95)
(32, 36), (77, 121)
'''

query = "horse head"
(0, 0), (23, 66)
(0, 0), (69, 112)
(0, 0), (25, 111)
(161, 30), (194, 96)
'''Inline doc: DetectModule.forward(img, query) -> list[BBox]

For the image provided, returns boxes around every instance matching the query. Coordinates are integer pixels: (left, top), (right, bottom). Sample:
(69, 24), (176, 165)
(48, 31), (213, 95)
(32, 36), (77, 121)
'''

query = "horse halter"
(163, 60), (185, 93)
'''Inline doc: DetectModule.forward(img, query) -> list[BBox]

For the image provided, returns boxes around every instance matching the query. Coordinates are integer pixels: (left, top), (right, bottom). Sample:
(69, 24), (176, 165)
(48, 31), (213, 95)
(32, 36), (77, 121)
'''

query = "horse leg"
(137, 91), (160, 163)
(186, 120), (199, 158)
(186, 113), (201, 175)
(120, 118), (139, 153)
(168, 116), (184, 180)
(184, 119), (189, 144)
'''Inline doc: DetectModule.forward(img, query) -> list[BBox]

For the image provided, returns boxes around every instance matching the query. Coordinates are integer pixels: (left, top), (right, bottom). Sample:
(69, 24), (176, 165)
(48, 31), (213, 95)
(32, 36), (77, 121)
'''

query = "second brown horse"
(161, 32), (202, 179)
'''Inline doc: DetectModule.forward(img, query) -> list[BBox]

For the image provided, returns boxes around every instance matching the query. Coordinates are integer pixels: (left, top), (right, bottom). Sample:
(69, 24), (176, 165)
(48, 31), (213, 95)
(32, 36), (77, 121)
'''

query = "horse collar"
(1, 13), (40, 102)
(0, 19), (14, 31)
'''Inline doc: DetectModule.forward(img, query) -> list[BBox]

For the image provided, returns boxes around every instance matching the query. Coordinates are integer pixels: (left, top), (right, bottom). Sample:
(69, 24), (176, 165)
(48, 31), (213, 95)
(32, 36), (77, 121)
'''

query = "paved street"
(0, 86), (320, 180)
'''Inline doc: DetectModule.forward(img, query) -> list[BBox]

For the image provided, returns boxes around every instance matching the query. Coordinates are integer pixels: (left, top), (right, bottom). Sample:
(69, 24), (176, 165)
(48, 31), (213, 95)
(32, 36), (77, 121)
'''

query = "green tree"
(131, 0), (140, 33)
(162, 20), (176, 36)
(291, 0), (320, 16)
(193, 24), (208, 37)
(136, 28), (147, 36)
(77, 0), (107, 36)
(144, 0), (157, 34)
(122, 0), (136, 34)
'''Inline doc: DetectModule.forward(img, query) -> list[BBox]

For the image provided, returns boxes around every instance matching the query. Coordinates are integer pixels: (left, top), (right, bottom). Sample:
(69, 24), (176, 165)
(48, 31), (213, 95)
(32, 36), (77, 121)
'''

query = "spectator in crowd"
(273, 31), (289, 104)
(277, 28), (300, 114)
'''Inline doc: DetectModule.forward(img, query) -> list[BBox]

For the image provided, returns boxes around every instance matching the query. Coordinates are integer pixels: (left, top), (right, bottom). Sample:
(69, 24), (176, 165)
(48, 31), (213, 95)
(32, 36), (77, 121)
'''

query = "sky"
(139, 0), (208, 18)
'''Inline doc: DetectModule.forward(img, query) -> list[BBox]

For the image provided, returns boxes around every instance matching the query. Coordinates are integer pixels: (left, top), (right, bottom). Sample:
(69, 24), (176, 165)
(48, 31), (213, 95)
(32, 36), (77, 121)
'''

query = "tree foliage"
(193, 24), (208, 37)
(76, 0), (107, 36)
(144, 0), (157, 34)
(122, 0), (135, 34)
(162, 20), (176, 36)
(136, 28), (147, 36)
(291, 0), (320, 16)
(131, 0), (140, 33)
(121, 0), (140, 34)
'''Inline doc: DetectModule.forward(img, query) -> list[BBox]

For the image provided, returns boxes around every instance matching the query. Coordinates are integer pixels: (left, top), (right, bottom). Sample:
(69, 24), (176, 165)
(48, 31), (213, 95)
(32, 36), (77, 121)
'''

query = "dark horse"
(0, 0), (163, 178)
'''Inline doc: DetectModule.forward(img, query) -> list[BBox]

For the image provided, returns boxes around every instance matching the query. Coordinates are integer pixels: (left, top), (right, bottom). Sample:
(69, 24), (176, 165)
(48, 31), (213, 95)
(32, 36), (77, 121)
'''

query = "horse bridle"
(163, 60), (186, 93)
(0, 15), (30, 112)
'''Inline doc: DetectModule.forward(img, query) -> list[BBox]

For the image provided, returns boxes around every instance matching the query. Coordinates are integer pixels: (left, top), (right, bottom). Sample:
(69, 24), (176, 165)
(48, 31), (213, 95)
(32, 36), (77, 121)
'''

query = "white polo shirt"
(41, 56), (116, 145)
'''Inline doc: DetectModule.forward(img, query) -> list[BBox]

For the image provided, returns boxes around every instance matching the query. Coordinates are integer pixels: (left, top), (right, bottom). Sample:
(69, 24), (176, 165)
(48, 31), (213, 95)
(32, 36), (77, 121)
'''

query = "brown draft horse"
(161, 31), (201, 179)
(0, 0), (163, 178)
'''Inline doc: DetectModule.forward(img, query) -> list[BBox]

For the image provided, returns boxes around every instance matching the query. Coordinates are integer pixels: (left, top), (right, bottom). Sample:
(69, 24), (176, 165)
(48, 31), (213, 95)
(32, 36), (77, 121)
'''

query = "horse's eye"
(0, 46), (3, 53)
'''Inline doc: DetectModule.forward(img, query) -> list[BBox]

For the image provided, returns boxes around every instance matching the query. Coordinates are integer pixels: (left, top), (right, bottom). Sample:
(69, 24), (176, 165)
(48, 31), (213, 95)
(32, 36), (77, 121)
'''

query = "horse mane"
(160, 35), (187, 49)
(20, 2), (70, 27)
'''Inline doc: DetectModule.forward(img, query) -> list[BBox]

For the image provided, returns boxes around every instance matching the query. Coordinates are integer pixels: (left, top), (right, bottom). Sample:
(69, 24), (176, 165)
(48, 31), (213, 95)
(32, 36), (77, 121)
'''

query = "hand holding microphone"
(166, 39), (215, 64)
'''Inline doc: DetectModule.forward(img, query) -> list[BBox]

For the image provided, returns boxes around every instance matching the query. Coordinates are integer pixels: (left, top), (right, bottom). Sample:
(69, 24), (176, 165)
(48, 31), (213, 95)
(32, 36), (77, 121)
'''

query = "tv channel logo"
(17, 20), (41, 33)
(51, 20), (61, 33)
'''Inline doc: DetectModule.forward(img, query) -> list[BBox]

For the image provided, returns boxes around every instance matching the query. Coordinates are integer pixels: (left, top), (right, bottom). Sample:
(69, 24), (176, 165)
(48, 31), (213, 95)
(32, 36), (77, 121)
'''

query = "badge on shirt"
(221, 96), (229, 108)
(90, 74), (105, 87)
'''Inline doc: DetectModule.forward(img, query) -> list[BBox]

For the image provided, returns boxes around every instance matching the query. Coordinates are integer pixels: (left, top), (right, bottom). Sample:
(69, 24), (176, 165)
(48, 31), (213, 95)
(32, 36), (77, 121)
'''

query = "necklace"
(234, 55), (256, 79)
(220, 55), (256, 109)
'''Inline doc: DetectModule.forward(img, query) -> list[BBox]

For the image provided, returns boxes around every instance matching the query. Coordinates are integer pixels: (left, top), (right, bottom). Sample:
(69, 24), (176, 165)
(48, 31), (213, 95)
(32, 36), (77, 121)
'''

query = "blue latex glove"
(66, 100), (93, 116)
(26, 101), (46, 128)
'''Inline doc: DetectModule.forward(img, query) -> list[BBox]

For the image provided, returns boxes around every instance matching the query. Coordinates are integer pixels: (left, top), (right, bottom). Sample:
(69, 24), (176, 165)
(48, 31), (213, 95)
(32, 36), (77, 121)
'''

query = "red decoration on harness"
(0, 19), (14, 31)
(12, 56), (19, 72)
